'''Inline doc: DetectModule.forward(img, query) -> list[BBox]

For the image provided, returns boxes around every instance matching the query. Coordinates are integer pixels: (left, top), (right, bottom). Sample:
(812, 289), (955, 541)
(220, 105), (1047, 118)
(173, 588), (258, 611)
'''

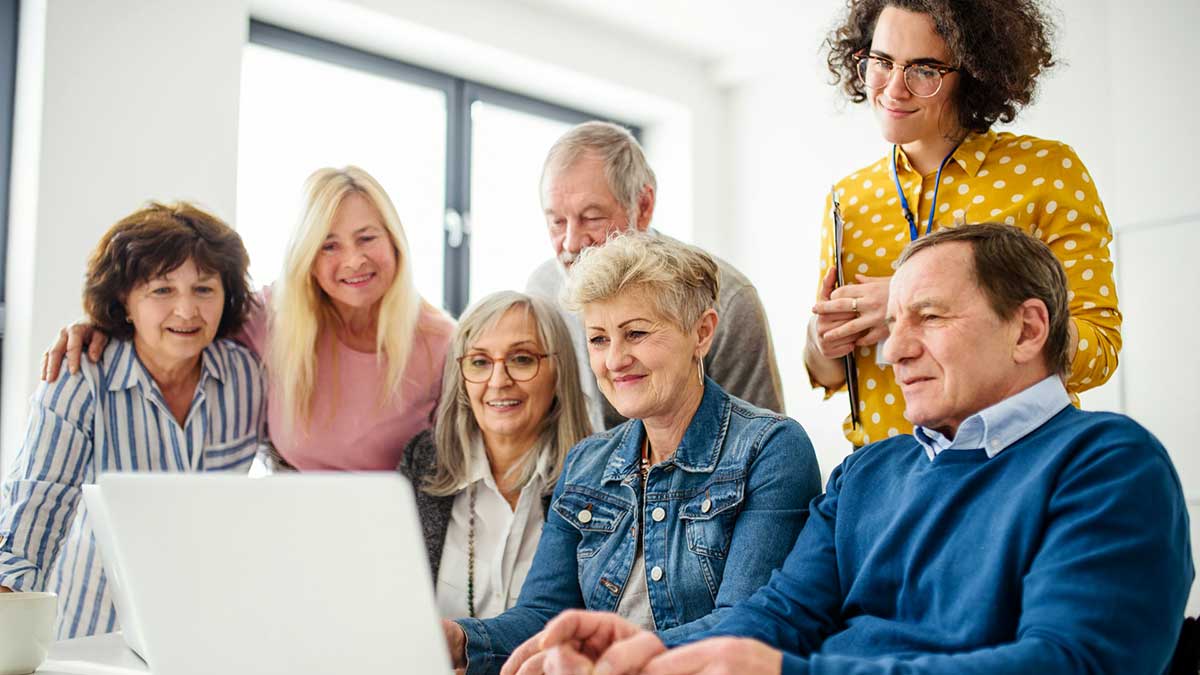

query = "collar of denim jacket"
(601, 377), (730, 483)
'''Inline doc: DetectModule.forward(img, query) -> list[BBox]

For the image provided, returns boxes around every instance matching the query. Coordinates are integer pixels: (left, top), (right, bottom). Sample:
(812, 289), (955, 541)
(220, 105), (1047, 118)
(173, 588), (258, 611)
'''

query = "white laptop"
(83, 473), (451, 675)
(82, 484), (150, 662)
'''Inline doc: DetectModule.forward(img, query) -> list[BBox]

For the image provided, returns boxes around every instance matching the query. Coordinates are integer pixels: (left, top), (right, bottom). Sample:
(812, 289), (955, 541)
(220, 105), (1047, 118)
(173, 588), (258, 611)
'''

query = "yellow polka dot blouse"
(814, 130), (1122, 447)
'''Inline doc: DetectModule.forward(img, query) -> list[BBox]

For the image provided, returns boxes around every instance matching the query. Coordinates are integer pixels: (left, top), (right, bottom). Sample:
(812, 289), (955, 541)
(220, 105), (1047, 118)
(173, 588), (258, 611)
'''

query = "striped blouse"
(0, 338), (265, 638)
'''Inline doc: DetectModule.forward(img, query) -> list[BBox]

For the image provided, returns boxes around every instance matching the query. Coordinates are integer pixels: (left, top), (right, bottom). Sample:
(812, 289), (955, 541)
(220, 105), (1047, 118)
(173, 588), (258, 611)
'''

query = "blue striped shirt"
(0, 338), (265, 638)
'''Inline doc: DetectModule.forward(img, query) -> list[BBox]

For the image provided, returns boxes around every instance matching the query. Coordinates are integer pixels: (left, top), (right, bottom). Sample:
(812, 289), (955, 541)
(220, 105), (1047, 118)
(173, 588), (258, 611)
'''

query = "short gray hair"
(422, 291), (593, 497)
(540, 121), (657, 227)
(562, 232), (720, 332)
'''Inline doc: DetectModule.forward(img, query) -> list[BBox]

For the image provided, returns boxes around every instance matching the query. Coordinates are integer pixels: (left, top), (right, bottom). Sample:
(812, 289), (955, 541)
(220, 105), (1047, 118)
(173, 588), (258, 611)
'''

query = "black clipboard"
(830, 187), (862, 431)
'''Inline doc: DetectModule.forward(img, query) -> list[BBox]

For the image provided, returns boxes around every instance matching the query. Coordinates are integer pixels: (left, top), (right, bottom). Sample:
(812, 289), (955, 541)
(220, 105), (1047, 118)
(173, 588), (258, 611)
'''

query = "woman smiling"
(399, 291), (591, 619)
(44, 167), (454, 470)
(0, 203), (264, 638)
(254, 167), (453, 469)
(805, 0), (1121, 448)
(442, 234), (821, 674)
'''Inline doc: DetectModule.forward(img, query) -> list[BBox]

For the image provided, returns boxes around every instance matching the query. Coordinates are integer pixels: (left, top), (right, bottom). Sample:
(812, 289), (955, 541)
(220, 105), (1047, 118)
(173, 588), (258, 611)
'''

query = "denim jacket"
(456, 378), (822, 674)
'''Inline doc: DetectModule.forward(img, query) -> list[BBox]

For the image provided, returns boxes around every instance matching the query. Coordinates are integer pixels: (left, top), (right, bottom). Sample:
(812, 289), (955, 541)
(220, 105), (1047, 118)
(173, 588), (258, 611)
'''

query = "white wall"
(724, 0), (1199, 615)
(1, 0), (247, 476)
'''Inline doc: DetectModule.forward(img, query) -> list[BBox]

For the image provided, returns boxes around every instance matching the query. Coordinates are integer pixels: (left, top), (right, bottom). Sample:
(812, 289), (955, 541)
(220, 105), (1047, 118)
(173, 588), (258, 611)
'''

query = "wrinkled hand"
(640, 637), (782, 675)
(442, 619), (468, 671)
(503, 611), (652, 675)
(812, 270), (891, 352)
(536, 643), (598, 675)
(41, 321), (107, 382)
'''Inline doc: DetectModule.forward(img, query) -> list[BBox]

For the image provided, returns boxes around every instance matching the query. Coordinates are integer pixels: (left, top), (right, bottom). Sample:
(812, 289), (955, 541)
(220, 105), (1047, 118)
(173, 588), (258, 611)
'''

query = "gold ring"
(851, 298), (859, 314)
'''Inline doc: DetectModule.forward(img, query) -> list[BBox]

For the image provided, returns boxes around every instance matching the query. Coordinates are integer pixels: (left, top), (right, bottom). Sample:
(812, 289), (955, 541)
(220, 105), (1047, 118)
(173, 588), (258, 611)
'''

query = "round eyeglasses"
(459, 352), (554, 384)
(854, 52), (959, 98)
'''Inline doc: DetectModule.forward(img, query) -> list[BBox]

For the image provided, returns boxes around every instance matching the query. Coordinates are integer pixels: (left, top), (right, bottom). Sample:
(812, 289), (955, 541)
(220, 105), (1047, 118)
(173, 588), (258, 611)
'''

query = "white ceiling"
(511, 0), (842, 84)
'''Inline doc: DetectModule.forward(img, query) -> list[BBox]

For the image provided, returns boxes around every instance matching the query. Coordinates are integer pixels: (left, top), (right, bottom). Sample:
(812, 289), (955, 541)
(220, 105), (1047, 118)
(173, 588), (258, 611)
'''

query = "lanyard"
(892, 144), (959, 241)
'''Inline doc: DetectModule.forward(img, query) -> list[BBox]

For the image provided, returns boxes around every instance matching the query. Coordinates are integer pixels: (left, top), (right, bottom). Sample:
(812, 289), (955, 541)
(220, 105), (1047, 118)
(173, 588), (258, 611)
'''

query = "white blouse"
(435, 438), (552, 619)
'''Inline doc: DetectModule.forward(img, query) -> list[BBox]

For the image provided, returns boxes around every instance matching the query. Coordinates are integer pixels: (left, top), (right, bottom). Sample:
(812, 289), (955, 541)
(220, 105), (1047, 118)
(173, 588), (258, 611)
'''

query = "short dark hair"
(83, 202), (257, 340)
(898, 223), (1070, 376)
(825, 0), (1056, 134)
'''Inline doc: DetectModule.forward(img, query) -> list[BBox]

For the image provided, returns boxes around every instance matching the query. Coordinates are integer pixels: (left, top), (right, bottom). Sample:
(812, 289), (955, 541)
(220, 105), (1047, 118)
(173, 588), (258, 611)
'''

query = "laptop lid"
(81, 485), (149, 662)
(97, 473), (451, 675)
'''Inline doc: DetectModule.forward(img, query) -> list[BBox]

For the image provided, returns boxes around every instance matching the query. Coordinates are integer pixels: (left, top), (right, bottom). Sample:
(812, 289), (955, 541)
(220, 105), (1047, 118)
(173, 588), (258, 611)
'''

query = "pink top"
(240, 288), (455, 471)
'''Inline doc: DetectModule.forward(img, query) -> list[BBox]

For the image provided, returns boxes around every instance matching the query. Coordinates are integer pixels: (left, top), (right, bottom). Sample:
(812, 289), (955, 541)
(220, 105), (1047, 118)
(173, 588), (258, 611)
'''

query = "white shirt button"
(651, 507), (666, 522)
(650, 566), (664, 582)
(577, 509), (592, 524)
(701, 498), (712, 513)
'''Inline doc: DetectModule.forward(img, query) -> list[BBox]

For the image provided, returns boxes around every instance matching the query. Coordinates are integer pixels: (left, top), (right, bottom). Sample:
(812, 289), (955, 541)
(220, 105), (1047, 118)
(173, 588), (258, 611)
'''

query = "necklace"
(466, 483), (477, 618)
(891, 142), (961, 241)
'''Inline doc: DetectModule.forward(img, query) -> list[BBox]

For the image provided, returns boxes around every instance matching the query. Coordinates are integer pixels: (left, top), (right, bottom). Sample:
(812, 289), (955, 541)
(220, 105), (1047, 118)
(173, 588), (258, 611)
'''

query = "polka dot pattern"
(819, 129), (1121, 447)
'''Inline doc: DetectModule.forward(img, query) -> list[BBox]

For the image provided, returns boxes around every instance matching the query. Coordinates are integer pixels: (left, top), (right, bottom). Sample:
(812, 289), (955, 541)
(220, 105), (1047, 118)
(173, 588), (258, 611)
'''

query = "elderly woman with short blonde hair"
(442, 233), (822, 674)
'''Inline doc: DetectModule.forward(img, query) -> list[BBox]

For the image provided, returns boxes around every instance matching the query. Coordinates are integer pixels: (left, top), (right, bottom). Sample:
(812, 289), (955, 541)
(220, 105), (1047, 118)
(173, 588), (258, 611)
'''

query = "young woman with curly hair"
(804, 0), (1122, 447)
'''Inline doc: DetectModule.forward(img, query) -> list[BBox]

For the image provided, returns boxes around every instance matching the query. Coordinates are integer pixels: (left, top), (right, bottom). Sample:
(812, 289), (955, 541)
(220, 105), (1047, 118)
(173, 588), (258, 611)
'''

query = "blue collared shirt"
(913, 375), (1072, 461)
(0, 338), (265, 638)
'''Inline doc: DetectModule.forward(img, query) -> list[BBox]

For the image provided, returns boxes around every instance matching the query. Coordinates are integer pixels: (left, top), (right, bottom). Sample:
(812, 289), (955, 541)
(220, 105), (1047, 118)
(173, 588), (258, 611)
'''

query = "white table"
(36, 633), (148, 675)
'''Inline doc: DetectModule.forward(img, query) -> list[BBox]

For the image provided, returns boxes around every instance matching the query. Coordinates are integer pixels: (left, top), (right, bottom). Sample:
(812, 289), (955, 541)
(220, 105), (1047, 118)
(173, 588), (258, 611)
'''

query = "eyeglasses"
(458, 351), (554, 384)
(854, 52), (959, 98)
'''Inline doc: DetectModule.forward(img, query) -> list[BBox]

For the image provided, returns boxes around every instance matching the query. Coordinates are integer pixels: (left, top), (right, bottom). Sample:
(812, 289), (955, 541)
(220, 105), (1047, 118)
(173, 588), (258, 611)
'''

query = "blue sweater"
(691, 406), (1193, 674)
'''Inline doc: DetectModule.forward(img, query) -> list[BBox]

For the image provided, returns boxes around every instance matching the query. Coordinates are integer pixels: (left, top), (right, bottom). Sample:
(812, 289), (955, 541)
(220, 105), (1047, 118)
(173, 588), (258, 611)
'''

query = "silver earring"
(697, 358), (705, 385)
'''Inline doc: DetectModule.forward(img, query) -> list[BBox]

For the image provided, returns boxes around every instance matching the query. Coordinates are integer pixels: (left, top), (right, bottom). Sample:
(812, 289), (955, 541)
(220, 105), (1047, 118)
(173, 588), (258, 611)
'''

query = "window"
(0, 0), (19, 396)
(238, 22), (639, 316)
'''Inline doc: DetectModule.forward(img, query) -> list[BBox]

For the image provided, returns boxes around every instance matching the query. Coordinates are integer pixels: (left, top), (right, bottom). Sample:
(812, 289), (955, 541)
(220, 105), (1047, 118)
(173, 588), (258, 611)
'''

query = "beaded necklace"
(466, 484), (478, 618)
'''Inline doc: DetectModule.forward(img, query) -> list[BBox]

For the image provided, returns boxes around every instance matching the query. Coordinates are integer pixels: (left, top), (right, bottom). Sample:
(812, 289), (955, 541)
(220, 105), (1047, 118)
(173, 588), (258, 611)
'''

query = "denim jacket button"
(701, 498), (713, 514)
(650, 566), (664, 582)
(651, 507), (666, 522)
(578, 509), (593, 524)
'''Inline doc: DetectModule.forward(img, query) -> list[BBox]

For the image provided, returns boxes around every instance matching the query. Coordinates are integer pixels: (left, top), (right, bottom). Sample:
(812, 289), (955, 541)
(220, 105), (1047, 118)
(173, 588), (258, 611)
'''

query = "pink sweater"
(240, 289), (454, 471)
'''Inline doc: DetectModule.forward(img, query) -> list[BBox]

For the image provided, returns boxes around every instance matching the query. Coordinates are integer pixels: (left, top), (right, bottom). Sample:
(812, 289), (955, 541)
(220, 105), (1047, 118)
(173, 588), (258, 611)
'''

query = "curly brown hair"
(825, 0), (1056, 134)
(83, 202), (258, 340)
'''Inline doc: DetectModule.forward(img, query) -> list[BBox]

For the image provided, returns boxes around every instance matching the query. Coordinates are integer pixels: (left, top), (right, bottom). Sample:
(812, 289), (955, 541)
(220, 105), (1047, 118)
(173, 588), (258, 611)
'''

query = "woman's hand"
(817, 272), (892, 349)
(41, 322), (108, 382)
(809, 268), (866, 359)
(442, 618), (468, 671)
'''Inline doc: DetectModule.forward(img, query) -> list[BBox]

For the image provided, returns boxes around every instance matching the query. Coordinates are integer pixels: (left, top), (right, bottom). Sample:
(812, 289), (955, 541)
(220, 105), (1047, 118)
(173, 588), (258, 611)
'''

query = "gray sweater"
(526, 239), (785, 429)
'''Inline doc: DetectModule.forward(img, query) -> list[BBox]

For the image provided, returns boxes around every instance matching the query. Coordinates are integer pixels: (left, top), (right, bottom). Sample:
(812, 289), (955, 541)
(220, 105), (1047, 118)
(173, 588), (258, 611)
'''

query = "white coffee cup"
(0, 592), (57, 675)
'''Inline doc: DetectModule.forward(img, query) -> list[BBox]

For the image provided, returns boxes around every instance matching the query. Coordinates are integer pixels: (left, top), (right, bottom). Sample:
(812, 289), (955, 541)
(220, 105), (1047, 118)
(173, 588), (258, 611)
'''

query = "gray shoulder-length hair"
(422, 291), (593, 497)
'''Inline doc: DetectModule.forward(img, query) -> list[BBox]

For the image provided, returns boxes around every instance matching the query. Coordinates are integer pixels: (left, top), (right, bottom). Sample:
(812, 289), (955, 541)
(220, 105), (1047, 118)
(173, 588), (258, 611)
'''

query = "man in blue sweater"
(501, 223), (1194, 675)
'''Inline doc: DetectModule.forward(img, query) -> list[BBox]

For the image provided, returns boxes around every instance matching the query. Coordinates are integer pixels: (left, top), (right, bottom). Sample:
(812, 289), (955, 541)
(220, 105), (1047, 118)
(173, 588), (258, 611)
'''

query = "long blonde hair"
(269, 166), (422, 429)
(423, 291), (592, 496)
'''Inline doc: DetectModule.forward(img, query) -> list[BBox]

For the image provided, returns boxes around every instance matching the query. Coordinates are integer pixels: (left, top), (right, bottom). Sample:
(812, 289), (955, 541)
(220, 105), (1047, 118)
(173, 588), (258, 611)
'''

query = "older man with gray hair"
(527, 121), (784, 429)
(507, 223), (1193, 675)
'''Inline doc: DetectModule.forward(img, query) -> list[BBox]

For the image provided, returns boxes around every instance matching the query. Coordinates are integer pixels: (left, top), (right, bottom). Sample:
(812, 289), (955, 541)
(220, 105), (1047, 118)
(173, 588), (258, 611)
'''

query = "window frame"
(0, 0), (18, 335)
(247, 20), (641, 316)
(0, 0), (15, 437)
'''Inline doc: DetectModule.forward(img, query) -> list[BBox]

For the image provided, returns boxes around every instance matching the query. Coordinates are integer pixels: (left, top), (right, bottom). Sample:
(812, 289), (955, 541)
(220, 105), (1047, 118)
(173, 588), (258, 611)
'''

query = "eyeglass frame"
(457, 351), (556, 383)
(852, 50), (960, 99)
